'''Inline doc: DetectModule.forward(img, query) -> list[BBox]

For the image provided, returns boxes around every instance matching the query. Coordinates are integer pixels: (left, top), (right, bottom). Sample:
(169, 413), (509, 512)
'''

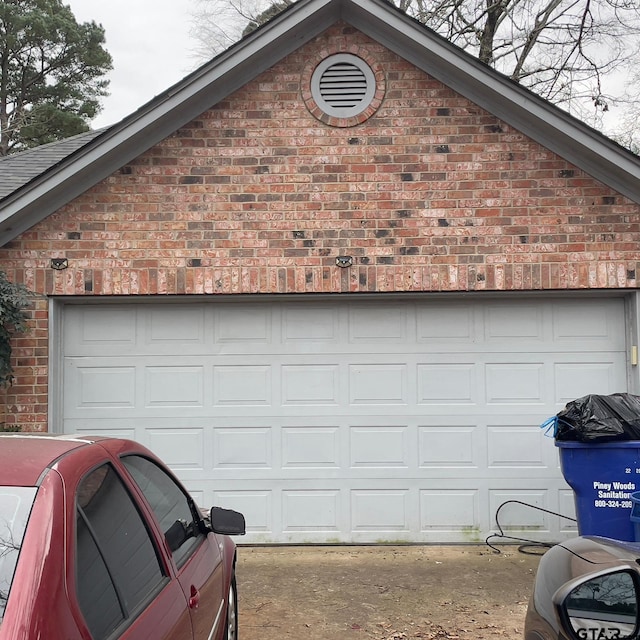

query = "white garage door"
(61, 296), (627, 544)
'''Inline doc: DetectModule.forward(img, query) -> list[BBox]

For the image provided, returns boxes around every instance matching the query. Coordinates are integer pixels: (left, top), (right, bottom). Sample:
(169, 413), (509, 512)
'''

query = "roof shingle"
(0, 129), (107, 201)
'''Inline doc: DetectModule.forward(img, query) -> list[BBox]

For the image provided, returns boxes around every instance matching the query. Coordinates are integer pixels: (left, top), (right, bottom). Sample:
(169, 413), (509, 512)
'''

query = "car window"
(121, 456), (203, 568)
(76, 464), (166, 640)
(0, 487), (37, 623)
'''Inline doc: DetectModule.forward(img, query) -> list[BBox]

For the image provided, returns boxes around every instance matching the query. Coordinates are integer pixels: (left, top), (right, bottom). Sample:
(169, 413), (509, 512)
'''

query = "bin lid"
(555, 440), (640, 448)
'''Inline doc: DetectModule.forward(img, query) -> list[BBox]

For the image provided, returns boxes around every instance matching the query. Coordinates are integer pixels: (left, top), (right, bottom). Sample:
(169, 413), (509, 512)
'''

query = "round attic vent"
(311, 54), (376, 118)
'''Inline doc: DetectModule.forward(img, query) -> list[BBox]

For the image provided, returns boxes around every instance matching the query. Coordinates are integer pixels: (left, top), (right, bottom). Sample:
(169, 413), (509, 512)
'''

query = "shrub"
(0, 271), (34, 387)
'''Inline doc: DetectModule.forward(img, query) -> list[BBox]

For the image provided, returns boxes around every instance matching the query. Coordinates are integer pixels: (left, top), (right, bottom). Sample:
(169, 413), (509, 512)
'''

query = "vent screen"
(319, 62), (368, 109)
(311, 54), (376, 118)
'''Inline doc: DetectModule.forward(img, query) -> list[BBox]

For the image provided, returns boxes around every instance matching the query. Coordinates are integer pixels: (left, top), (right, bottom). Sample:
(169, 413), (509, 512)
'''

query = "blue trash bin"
(557, 440), (640, 541)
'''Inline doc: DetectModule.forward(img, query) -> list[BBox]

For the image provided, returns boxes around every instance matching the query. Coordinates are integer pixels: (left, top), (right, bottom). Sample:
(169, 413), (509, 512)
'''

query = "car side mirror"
(208, 506), (246, 536)
(554, 568), (640, 640)
(165, 518), (192, 551)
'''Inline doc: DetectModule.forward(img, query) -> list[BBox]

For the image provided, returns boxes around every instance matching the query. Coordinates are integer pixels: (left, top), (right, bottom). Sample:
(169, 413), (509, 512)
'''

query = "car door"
(72, 458), (194, 640)
(120, 455), (226, 640)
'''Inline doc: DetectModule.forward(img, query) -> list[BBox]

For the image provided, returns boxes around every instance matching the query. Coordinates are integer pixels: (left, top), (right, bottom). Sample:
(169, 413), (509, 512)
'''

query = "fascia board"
(344, 0), (640, 204)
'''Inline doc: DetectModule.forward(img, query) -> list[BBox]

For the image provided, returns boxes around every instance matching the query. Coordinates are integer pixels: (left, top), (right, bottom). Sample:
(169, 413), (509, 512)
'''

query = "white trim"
(207, 600), (224, 640)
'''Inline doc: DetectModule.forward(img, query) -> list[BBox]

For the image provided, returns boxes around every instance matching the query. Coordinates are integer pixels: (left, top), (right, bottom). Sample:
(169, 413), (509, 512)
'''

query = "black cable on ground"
(485, 499), (577, 555)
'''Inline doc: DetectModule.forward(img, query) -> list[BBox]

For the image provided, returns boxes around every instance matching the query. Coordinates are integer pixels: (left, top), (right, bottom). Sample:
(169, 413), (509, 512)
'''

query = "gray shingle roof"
(0, 128), (107, 201)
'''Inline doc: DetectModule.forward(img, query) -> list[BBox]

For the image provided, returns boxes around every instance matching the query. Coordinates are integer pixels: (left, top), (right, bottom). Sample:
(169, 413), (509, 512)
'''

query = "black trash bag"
(554, 393), (640, 442)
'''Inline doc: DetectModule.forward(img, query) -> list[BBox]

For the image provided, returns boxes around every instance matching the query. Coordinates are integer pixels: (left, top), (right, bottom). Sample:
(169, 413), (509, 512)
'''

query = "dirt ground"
(236, 543), (544, 640)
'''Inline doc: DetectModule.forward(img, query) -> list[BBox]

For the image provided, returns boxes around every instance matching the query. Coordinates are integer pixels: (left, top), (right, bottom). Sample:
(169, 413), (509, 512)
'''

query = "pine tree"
(0, 0), (112, 155)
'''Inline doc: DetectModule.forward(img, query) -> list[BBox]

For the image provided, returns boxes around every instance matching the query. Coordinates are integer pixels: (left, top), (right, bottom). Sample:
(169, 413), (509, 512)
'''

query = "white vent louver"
(319, 62), (368, 109)
(311, 54), (376, 118)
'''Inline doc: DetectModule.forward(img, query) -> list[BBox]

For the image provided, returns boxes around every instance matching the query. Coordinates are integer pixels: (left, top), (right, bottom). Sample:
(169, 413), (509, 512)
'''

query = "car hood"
(527, 537), (640, 640)
(556, 536), (640, 567)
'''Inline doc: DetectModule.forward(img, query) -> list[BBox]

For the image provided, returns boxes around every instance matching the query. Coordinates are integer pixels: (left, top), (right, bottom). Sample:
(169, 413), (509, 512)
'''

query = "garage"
(0, 0), (639, 547)
(58, 294), (627, 543)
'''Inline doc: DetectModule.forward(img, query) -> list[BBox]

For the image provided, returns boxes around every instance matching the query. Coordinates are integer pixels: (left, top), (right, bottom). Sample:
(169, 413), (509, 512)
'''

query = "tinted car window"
(76, 464), (165, 640)
(0, 487), (36, 622)
(122, 456), (203, 567)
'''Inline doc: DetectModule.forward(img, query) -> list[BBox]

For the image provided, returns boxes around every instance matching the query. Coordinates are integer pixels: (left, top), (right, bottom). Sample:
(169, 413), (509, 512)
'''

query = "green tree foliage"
(0, 0), (112, 156)
(0, 272), (33, 387)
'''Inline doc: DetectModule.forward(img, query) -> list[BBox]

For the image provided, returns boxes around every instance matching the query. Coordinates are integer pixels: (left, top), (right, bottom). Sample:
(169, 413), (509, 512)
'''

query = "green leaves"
(0, 270), (33, 387)
(0, 0), (112, 155)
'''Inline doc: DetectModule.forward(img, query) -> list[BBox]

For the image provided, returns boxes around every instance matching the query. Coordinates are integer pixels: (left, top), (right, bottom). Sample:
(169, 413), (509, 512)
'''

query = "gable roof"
(1, 0), (639, 247)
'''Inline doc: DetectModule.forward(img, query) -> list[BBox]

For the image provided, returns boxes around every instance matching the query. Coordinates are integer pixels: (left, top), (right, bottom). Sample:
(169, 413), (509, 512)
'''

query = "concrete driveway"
(236, 544), (542, 639)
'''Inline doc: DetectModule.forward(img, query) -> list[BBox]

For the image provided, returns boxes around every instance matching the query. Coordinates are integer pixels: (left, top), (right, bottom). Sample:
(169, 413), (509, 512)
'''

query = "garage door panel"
(484, 302), (544, 340)
(282, 305), (339, 342)
(64, 306), (137, 348)
(351, 490), (411, 532)
(147, 306), (206, 344)
(146, 428), (205, 470)
(418, 426), (481, 468)
(213, 427), (272, 468)
(65, 363), (137, 410)
(350, 426), (410, 468)
(216, 305), (271, 343)
(420, 490), (480, 532)
(282, 364), (340, 404)
(282, 427), (341, 468)
(348, 305), (409, 343)
(487, 426), (546, 468)
(62, 296), (628, 543)
(145, 366), (205, 407)
(485, 363), (545, 403)
(282, 491), (342, 532)
(418, 363), (476, 403)
(349, 364), (408, 404)
(554, 361), (626, 402)
(552, 300), (625, 345)
(203, 478), (575, 542)
(213, 365), (272, 405)
(417, 304), (475, 342)
(488, 490), (553, 533)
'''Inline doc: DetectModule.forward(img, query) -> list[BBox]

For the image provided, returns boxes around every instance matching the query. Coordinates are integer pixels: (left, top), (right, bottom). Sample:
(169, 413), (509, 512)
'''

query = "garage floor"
(236, 544), (542, 639)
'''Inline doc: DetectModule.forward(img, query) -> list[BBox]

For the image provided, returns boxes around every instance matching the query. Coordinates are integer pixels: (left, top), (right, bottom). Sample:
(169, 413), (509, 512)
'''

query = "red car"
(0, 434), (245, 640)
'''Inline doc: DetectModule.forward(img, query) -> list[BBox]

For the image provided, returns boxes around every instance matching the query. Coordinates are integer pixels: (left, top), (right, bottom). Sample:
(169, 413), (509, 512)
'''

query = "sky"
(66, 0), (201, 129)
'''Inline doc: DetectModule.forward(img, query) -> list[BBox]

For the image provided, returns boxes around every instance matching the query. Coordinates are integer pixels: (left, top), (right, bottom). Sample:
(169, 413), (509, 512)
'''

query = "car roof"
(0, 434), (96, 486)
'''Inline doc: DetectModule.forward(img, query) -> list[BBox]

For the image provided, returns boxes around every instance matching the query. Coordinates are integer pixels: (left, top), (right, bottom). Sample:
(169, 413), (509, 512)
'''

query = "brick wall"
(1, 23), (640, 430)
